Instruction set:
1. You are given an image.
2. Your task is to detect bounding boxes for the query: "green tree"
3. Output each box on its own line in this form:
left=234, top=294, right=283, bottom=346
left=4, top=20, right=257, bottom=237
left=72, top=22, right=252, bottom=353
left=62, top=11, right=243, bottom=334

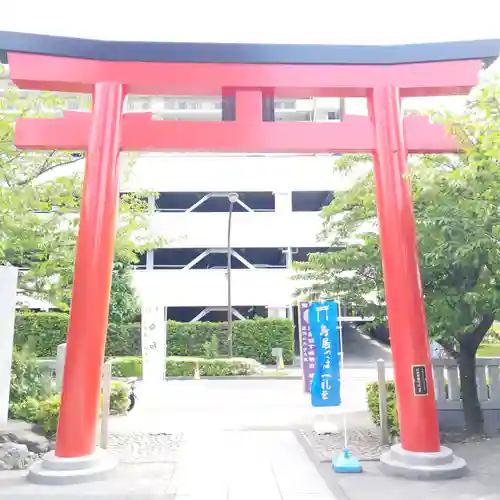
left=0, top=77, right=158, bottom=309
left=295, top=77, right=500, bottom=435
left=108, top=258, right=140, bottom=326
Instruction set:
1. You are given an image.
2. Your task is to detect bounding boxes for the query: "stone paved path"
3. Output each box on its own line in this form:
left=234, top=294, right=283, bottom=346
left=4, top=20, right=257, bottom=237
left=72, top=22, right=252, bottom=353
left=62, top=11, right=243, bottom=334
left=170, top=430, right=336, bottom=499
left=0, top=430, right=338, bottom=499
left=108, top=432, right=183, bottom=463
left=0, top=461, right=177, bottom=498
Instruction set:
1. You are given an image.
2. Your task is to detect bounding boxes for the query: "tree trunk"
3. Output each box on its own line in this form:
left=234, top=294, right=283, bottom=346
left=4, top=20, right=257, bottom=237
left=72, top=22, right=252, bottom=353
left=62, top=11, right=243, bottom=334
left=458, top=345, right=483, bottom=435
left=458, top=314, right=494, bottom=435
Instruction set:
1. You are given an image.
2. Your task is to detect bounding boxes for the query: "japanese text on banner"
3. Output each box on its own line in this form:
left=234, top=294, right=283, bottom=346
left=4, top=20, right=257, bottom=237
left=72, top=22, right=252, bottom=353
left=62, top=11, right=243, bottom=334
left=309, top=301, right=341, bottom=407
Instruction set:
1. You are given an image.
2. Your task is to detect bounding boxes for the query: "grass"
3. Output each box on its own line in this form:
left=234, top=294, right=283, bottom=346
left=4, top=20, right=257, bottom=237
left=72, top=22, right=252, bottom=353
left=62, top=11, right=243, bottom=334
left=477, top=343, right=500, bottom=357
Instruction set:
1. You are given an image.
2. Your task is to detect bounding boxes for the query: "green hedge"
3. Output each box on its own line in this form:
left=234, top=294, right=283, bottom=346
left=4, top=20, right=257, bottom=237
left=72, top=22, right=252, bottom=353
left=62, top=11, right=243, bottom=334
left=15, top=313, right=294, bottom=365
left=366, top=381, right=400, bottom=437
left=111, top=356, right=262, bottom=378
left=15, top=313, right=69, bottom=358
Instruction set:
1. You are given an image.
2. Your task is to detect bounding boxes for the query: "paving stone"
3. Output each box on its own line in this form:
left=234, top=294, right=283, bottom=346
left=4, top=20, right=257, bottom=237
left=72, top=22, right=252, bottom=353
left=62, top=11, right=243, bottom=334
left=108, top=432, right=183, bottom=463
left=170, top=431, right=337, bottom=499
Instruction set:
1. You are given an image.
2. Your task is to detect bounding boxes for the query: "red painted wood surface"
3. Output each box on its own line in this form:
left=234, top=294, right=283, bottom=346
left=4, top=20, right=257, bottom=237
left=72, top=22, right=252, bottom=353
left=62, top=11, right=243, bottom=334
left=54, top=83, right=124, bottom=458
left=8, top=52, right=482, bottom=97
left=370, top=86, right=441, bottom=452
left=15, top=112, right=457, bottom=154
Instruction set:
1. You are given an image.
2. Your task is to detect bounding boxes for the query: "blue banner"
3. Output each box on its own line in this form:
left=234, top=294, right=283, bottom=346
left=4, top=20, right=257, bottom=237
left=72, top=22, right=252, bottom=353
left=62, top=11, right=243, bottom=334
left=309, top=301, right=341, bottom=407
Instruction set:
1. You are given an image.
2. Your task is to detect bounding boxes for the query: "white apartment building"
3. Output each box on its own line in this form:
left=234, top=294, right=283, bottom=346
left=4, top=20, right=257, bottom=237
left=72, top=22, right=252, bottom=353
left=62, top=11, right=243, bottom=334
left=120, top=96, right=368, bottom=331
left=123, top=94, right=457, bottom=327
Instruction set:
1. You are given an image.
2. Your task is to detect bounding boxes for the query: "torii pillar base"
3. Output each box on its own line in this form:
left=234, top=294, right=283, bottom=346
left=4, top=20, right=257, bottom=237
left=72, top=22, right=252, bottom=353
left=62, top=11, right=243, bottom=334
left=28, top=448, right=117, bottom=485
left=380, top=444, right=467, bottom=480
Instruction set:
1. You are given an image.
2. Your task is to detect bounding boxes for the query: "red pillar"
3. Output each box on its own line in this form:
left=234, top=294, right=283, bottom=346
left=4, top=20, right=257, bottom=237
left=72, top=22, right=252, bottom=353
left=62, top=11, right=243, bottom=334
left=55, top=82, right=124, bottom=458
left=369, top=85, right=440, bottom=453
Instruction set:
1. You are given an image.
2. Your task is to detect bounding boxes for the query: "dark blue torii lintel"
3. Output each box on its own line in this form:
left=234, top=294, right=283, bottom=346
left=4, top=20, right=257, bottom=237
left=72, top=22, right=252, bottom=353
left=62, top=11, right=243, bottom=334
left=0, top=31, right=499, bottom=66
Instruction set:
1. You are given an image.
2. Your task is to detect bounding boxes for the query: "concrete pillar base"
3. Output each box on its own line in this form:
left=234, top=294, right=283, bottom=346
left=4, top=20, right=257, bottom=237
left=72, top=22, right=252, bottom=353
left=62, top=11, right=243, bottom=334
left=28, top=448, right=117, bottom=485
left=380, top=444, right=467, bottom=480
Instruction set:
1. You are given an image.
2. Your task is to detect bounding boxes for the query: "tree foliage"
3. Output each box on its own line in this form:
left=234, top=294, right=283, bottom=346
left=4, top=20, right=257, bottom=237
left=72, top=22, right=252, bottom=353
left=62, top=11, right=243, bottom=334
left=0, top=77, right=158, bottom=309
left=108, top=259, right=140, bottom=326
left=295, top=76, right=500, bottom=434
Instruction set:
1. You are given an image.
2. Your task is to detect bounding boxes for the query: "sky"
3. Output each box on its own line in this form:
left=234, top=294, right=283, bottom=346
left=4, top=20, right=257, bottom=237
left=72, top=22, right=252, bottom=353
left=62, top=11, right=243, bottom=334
left=1, top=0, right=499, bottom=46
left=1, top=0, right=499, bottom=113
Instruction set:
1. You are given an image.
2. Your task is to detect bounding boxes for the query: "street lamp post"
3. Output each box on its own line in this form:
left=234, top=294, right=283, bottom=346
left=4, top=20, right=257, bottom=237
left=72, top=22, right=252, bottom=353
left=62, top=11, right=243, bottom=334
left=227, top=192, right=238, bottom=357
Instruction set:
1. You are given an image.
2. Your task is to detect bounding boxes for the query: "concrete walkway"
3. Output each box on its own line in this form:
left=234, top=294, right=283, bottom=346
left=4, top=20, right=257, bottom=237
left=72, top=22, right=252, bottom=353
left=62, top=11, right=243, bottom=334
left=0, top=430, right=338, bottom=499
left=4, top=433, right=500, bottom=499
left=172, top=430, right=336, bottom=499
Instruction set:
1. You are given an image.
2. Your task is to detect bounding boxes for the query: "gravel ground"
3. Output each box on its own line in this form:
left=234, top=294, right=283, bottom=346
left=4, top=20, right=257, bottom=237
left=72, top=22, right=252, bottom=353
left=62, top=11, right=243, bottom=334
left=300, top=427, right=391, bottom=462
left=301, top=426, right=500, bottom=465
left=107, top=432, right=183, bottom=463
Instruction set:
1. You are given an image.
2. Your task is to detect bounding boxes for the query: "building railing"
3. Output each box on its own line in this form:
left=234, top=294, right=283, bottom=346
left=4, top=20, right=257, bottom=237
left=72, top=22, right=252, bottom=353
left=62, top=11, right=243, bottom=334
left=133, top=264, right=290, bottom=270
left=154, top=207, right=275, bottom=213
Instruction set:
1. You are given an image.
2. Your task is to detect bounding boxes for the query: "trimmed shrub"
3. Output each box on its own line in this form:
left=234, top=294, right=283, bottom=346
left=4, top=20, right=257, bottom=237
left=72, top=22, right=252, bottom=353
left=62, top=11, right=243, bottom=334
left=111, top=356, right=142, bottom=378
left=111, top=356, right=262, bottom=378
left=366, top=381, right=400, bottom=437
left=202, top=334, right=219, bottom=359
left=37, top=395, right=61, bottom=435
left=165, top=318, right=294, bottom=364
left=109, top=381, right=130, bottom=415
left=105, top=323, right=142, bottom=357
left=15, top=313, right=294, bottom=364
left=15, top=313, right=69, bottom=358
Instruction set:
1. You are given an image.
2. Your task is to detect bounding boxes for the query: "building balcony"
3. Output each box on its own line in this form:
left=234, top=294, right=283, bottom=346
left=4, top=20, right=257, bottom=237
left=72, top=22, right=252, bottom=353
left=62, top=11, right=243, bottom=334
left=132, top=268, right=309, bottom=307
left=149, top=211, right=327, bottom=248
left=120, top=154, right=367, bottom=193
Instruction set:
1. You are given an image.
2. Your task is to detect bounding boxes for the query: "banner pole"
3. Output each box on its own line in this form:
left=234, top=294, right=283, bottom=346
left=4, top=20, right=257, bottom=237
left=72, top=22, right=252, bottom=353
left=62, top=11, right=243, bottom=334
left=298, top=301, right=306, bottom=393
left=337, top=301, right=348, bottom=451
left=333, top=300, right=362, bottom=473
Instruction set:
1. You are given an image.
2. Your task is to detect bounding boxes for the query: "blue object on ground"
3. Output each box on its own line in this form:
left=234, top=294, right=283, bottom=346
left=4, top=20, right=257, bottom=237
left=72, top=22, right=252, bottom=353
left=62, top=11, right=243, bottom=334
left=333, top=448, right=363, bottom=473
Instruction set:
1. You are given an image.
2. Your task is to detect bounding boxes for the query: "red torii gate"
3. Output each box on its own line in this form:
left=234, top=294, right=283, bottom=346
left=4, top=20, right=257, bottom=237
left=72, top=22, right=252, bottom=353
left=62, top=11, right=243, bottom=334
left=3, top=34, right=499, bottom=481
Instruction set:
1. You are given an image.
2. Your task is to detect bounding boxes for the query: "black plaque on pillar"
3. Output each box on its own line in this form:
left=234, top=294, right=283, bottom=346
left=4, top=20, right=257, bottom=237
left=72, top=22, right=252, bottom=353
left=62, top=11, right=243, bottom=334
left=412, top=365, right=429, bottom=396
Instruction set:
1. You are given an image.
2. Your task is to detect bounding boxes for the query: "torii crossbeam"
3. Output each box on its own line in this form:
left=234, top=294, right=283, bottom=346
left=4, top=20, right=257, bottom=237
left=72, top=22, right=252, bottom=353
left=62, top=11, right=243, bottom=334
left=2, top=32, right=499, bottom=482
